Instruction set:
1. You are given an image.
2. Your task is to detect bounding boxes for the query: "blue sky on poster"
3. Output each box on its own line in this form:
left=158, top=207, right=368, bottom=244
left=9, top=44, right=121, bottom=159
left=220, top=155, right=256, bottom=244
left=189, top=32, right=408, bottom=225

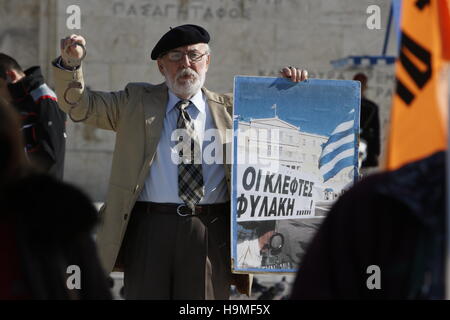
left=233, top=77, right=361, bottom=137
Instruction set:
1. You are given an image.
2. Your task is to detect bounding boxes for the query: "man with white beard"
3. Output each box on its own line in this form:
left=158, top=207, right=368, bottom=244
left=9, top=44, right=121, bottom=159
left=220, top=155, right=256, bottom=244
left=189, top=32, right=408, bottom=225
left=52, top=24, right=307, bottom=299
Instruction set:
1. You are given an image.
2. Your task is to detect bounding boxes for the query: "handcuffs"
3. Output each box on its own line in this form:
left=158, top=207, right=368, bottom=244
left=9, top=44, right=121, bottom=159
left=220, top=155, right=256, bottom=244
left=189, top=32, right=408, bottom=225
left=62, top=42, right=88, bottom=122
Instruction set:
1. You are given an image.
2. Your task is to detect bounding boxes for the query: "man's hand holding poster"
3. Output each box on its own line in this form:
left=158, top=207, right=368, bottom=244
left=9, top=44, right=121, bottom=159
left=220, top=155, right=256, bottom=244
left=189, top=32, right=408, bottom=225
left=231, top=76, right=360, bottom=273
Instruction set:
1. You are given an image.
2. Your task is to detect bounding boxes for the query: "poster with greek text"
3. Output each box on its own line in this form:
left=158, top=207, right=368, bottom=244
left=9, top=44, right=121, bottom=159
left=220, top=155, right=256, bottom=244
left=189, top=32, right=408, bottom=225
left=231, top=76, right=361, bottom=273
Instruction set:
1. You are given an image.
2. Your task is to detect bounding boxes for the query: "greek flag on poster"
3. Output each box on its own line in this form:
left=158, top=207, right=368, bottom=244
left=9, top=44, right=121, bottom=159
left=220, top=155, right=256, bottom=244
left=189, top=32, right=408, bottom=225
left=319, top=109, right=356, bottom=182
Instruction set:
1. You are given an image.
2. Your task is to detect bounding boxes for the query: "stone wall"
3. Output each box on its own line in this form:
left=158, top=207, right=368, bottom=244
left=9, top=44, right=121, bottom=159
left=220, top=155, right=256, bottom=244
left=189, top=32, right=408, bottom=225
left=0, top=0, right=396, bottom=200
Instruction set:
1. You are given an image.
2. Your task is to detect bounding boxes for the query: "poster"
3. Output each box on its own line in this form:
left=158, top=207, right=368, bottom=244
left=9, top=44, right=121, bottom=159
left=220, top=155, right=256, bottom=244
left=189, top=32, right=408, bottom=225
left=231, top=76, right=361, bottom=273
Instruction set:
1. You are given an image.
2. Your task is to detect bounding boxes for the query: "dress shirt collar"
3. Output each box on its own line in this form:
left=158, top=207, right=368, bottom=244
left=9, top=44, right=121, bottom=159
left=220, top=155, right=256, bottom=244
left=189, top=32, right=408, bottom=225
left=167, top=88, right=205, bottom=115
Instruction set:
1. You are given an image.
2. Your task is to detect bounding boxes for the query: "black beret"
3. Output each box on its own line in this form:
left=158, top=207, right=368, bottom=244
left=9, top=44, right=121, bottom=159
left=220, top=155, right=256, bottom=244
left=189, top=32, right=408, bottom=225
left=151, top=24, right=210, bottom=60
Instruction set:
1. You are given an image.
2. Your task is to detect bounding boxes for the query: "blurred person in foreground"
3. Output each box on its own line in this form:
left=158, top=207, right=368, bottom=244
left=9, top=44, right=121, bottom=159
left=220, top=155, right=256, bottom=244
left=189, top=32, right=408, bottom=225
left=0, top=53, right=66, bottom=179
left=52, top=24, right=308, bottom=299
left=0, top=98, right=112, bottom=299
left=353, top=73, right=380, bottom=173
left=290, top=151, right=445, bottom=299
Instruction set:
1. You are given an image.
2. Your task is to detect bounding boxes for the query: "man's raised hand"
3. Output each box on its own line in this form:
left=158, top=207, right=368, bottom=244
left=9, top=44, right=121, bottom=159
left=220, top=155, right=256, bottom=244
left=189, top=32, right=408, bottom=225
left=60, top=34, right=86, bottom=68
left=279, top=66, right=308, bottom=82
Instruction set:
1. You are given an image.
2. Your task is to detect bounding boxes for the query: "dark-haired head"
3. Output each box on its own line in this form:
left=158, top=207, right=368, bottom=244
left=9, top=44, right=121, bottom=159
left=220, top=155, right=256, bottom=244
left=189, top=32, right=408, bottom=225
left=353, top=72, right=368, bottom=93
left=0, top=53, right=23, bottom=80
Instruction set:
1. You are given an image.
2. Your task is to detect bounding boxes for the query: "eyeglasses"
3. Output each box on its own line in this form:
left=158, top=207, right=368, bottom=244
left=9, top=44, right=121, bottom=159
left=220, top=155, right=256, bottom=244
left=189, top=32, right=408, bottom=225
left=164, top=50, right=208, bottom=63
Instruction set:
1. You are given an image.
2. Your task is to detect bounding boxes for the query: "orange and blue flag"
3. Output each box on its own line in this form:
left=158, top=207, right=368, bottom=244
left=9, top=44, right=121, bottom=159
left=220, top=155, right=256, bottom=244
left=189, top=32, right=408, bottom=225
left=385, top=0, right=450, bottom=169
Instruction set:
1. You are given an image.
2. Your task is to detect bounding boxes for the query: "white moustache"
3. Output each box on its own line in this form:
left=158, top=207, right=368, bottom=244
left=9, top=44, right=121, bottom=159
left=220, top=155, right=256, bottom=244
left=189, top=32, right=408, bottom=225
left=176, top=69, right=199, bottom=81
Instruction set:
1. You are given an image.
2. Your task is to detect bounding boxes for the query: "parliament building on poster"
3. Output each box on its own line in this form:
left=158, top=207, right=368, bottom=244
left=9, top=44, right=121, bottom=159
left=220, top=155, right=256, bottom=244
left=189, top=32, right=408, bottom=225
left=237, top=116, right=354, bottom=201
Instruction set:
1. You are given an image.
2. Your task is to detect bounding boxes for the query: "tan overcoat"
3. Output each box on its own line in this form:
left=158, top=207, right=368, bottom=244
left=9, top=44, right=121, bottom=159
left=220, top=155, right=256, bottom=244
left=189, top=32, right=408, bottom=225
left=52, top=64, right=251, bottom=295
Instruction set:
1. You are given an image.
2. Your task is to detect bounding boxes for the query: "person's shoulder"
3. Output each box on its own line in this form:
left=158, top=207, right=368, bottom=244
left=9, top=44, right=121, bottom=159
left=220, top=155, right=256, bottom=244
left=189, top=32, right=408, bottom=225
left=29, top=83, right=58, bottom=105
left=123, top=82, right=167, bottom=102
left=125, top=82, right=165, bottom=92
left=361, top=97, right=379, bottom=109
left=317, top=172, right=394, bottom=233
left=223, top=92, right=233, bottom=105
left=337, top=152, right=445, bottom=214
left=202, top=88, right=233, bottom=108
left=4, top=173, right=98, bottom=237
left=23, top=67, right=57, bottom=104
left=338, top=172, right=390, bottom=205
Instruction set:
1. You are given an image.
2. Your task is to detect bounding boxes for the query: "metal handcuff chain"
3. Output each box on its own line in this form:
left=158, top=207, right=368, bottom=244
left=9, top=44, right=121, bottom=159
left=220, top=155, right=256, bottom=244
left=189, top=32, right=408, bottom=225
left=62, top=42, right=88, bottom=123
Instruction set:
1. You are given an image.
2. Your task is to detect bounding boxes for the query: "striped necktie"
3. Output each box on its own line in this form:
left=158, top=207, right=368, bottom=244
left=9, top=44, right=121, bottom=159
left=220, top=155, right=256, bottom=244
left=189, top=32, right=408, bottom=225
left=175, top=100, right=204, bottom=209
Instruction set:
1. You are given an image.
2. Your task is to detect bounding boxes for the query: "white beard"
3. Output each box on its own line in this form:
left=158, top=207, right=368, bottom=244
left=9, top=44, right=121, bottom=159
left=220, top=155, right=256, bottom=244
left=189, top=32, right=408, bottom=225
left=165, top=68, right=205, bottom=98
